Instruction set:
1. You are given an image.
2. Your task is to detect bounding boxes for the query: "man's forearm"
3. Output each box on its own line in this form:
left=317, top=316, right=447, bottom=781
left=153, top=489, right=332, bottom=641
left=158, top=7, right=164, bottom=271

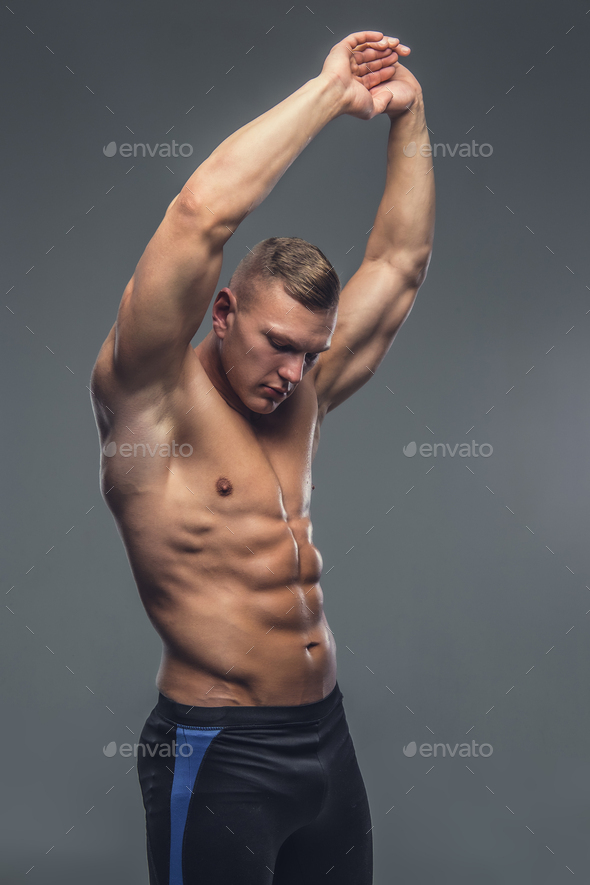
left=181, top=75, right=343, bottom=234
left=365, top=96, right=435, bottom=277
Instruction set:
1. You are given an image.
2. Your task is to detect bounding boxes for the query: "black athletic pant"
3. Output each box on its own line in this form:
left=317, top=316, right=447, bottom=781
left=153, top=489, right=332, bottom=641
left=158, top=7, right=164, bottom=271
left=137, top=681, right=373, bottom=884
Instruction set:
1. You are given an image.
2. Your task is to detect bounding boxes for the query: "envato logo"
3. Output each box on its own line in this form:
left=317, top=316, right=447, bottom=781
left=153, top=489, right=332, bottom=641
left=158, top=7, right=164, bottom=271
left=103, top=740, right=193, bottom=758
left=103, top=140, right=194, bottom=158
left=403, top=140, right=493, bottom=158
left=102, top=441, right=193, bottom=458
left=403, top=440, right=493, bottom=458
left=403, top=740, right=493, bottom=758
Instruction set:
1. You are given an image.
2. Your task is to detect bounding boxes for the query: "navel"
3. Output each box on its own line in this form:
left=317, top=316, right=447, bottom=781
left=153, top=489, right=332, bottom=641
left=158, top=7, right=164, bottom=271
left=215, top=476, right=233, bottom=496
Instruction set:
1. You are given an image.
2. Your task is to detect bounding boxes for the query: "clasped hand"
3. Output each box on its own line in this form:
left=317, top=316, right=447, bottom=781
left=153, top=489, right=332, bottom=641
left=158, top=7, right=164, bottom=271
left=320, top=30, right=422, bottom=120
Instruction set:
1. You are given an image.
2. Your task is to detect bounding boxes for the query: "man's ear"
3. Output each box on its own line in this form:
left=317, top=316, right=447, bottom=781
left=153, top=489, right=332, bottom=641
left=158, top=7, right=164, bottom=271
left=212, top=287, right=236, bottom=338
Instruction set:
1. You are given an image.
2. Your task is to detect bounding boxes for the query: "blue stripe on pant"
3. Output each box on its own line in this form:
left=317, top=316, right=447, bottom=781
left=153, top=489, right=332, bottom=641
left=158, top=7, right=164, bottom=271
left=169, top=726, right=223, bottom=885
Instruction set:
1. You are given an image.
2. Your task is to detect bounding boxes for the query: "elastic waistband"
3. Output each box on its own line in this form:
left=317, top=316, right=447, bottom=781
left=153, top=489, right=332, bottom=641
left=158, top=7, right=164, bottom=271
left=156, top=681, right=343, bottom=727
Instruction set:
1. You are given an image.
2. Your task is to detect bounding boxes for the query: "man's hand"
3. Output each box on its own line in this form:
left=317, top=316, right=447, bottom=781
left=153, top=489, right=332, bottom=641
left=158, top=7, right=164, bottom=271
left=369, top=55, right=423, bottom=120
left=319, top=30, right=412, bottom=120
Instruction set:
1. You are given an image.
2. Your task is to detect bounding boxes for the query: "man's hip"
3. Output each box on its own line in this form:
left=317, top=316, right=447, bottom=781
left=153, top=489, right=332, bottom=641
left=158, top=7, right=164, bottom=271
left=137, top=681, right=373, bottom=884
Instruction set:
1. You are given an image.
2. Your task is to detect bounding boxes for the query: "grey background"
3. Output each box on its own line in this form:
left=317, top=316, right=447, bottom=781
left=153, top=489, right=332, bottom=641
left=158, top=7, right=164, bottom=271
left=1, top=0, right=589, bottom=881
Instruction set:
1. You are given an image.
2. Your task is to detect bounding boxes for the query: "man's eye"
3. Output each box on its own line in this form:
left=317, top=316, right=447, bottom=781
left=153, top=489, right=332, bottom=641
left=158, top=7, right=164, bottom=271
left=270, top=339, right=317, bottom=361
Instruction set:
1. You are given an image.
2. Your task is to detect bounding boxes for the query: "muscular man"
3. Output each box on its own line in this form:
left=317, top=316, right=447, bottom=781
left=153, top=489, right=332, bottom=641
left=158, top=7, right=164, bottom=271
left=91, top=29, right=434, bottom=885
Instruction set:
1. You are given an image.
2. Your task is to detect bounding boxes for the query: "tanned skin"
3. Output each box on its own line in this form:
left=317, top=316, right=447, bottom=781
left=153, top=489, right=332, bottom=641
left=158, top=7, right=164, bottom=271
left=90, top=30, right=435, bottom=706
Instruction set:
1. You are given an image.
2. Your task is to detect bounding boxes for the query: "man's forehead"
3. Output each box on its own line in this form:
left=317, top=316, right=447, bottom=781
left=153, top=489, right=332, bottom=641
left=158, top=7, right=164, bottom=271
left=266, top=324, right=334, bottom=348
left=252, top=283, right=336, bottom=340
left=263, top=311, right=336, bottom=343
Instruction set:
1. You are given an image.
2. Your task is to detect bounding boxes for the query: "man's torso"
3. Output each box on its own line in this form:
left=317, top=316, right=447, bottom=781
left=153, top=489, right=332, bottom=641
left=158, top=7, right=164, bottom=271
left=91, top=327, right=336, bottom=706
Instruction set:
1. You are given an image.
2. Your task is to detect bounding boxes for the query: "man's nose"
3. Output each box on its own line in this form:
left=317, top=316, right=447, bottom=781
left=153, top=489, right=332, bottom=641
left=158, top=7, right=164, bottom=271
left=278, top=354, right=305, bottom=384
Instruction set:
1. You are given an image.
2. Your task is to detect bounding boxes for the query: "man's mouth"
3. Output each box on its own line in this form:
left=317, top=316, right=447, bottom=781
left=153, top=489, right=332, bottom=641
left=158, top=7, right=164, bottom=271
left=263, top=385, right=289, bottom=397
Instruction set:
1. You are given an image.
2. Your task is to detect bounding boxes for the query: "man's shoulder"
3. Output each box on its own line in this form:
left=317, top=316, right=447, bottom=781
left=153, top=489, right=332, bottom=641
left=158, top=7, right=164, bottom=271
left=90, top=330, right=207, bottom=432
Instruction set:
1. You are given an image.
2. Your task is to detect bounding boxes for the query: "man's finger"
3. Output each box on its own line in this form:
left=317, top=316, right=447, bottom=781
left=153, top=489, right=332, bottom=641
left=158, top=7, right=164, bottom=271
left=353, top=48, right=398, bottom=67
left=370, top=86, right=396, bottom=115
left=344, top=30, right=384, bottom=50
left=353, top=36, right=399, bottom=51
left=355, top=54, right=398, bottom=76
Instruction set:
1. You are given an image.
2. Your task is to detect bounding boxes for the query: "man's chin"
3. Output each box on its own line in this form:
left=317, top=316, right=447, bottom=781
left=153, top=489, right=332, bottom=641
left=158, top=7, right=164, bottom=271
left=254, top=388, right=285, bottom=412
left=240, top=393, right=275, bottom=415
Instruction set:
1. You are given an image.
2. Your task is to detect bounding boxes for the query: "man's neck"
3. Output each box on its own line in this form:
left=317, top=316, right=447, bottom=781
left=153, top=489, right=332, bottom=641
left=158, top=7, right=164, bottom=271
left=195, top=332, right=261, bottom=423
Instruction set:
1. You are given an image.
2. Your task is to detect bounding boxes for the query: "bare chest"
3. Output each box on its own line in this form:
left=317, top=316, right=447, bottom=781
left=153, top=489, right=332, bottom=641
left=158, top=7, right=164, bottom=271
left=100, top=367, right=320, bottom=525
left=193, top=378, right=318, bottom=524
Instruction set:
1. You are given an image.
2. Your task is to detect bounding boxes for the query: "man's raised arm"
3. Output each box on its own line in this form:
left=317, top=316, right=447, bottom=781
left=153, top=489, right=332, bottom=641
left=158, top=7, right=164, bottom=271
left=98, top=31, right=403, bottom=394
left=312, top=57, right=436, bottom=413
left=363, top=83, right=434, bottom=272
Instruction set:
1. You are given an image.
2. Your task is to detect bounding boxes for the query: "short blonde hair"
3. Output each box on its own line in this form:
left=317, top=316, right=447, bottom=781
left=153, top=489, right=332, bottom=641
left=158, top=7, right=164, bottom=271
left=228, top=237, right=340, bottom=312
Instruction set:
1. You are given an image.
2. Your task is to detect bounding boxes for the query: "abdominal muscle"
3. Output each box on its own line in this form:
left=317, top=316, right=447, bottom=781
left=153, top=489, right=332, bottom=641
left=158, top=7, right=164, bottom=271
left=155, top=585, right=337, bottom=707
left=115, top=485, right=337, bottom=707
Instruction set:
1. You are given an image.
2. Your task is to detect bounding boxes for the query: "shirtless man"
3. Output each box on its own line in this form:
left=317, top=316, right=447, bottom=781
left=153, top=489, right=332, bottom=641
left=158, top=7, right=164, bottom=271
left=91, top=29, right=433, bottom=885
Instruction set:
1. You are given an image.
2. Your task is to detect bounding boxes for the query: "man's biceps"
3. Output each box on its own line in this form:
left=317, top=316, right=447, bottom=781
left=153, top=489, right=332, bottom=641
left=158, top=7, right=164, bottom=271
left=133, top=229, right=216, bottom=298
left=112, top=274, right=205, bottom=381
left=128, top=225, right=222, bottom=318
left=319, top=328, right=400, bottom=411
left=314, top=348, right=367, bottom=410
left=135, top=193, right=221, bottom=282
left=112, top=319, right=193, bottom=390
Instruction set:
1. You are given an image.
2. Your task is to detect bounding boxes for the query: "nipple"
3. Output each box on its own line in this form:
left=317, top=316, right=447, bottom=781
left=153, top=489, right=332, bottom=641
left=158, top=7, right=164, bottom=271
left=216, top=476, right=233, bottom=496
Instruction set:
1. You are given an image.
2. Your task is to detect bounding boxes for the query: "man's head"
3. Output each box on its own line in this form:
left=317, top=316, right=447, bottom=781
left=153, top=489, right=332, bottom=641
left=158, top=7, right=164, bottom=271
left=211, top=237, right=340, bottom=414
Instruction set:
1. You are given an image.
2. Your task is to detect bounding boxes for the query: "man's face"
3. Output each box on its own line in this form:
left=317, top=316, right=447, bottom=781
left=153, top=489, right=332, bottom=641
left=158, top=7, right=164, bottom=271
left=212, top=282, right=337, bottom=414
